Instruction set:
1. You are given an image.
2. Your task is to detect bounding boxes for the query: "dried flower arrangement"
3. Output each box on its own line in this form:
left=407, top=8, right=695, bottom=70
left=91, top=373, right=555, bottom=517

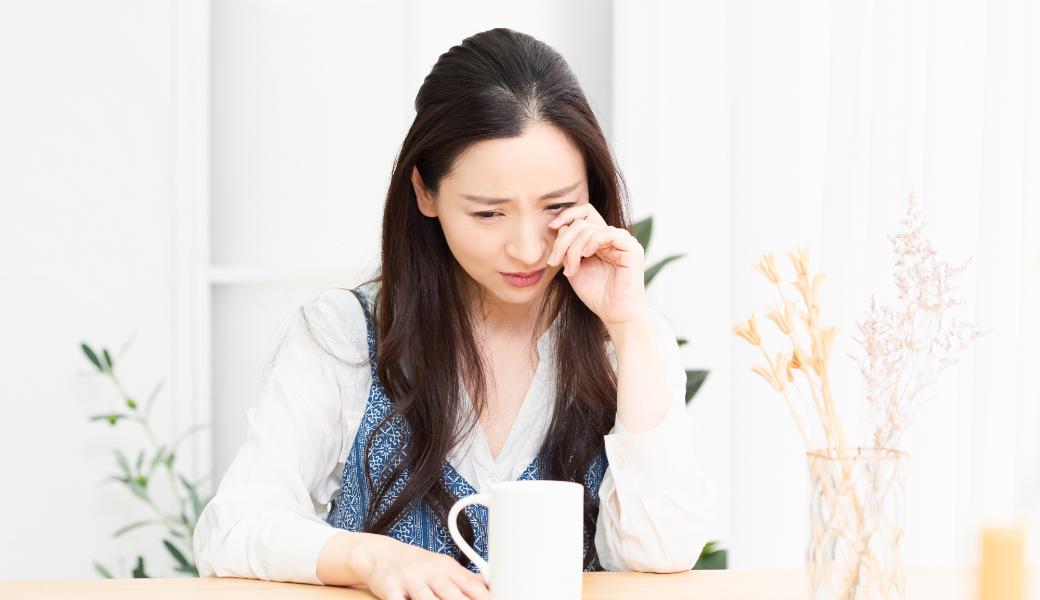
left=732, top=192, right=988, bottom=598
left=732, top=192, right=986, bottom=453
left=852, top=192, right=988, bottom=450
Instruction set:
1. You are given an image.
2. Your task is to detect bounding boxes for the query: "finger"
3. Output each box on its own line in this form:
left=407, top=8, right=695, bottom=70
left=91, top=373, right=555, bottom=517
left=584, top=226, right=643, bottom=268
left=406, top=582, right=439, bottom=600
left=583, top=225, right=636, bottom=257
left=428, top=576, right=469, bottom=600
left=563, top=225, right=602, bottom=276
left=549, top=219, right=602, bottom=267
left=548, top=203, right=606, bottom=230
left=447, top=569, right=492, bottom=600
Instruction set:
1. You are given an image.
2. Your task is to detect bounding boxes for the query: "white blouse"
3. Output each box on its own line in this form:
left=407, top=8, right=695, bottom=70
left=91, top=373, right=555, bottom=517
left=193, top=286, right=714, bottom=585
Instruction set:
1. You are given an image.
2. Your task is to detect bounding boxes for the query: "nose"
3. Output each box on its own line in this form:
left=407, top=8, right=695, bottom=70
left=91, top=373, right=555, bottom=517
left=504, top=213, right=547, bottom=267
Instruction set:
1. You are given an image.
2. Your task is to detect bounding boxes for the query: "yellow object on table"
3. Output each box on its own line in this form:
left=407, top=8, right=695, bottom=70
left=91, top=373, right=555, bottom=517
left=0, top=567, right=987, bottom=599
left=982, top=526, right=1025, bottom=600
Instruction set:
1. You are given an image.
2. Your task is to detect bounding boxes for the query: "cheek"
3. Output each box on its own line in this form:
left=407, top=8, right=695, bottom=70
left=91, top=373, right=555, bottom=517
left=438, top=215, right=501, bottom=267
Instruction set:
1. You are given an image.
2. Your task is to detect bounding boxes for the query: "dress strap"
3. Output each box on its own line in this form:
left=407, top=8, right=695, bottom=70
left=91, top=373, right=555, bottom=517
left=347, top=288, right=377, bottom=371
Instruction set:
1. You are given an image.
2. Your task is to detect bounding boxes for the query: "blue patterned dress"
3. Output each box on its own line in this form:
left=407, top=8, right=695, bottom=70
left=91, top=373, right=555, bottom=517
left=325, top=289, right=609, bottom=571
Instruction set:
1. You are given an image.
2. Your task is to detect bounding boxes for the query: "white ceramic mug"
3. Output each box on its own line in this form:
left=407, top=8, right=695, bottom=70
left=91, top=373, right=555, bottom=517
left=447, top=480, right=584, bottom=600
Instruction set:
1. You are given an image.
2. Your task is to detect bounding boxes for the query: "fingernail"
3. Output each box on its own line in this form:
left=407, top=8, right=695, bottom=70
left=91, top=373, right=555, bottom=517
left=581, top=244, right=589, bottom=257
left=548, top=252, right=555, bottom=265
left=562, top=263, right=569, bottom=276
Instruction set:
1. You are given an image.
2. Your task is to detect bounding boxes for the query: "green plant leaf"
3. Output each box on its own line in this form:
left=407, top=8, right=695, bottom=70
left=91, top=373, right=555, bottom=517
left=113, top=450, right=131, bottom=478
left=631, top=216, right=653, bottom=252
left=131, top=555, right=150, bottom=578
left=112, top=519, right=161, bottom=538
left=164, top=540, right=191, bottom=569
left=135, top=450, right=145, bottom=475
left=685, top=370, right=709, bottom=403
left=102, top=348, right=114, bottom=370
left=692, top=546, right=727, bottom=570
left=126, top=398, right=137, bottom=409
left=90, top=414, right=129, bottom=426
left=148, top=445, right=166, bottom=478
left=144, top=379, right=166, bottom=418
left=93, top=562, right=114, bottom=579
left=196, top=494, right=213, bottom=522
left=676, top=338, right=688, bottom=347
left=174, top=563, right=200, bottom=576
left=126, top=479, right=149, bottom=502
left=81, top=343, right=103, bottom=371
left=179, top=475, right=203, bottom=520
left=644, top=254, right=685, bottom=286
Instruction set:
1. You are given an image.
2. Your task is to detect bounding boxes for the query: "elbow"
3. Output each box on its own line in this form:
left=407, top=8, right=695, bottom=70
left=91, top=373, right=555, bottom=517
left=621, top=512, right=713, bottom=573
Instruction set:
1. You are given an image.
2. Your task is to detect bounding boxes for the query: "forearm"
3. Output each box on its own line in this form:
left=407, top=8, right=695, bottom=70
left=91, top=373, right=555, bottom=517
left=605, top=316, right=673, bottom=435
left=316, top=531, right=382, bottom=586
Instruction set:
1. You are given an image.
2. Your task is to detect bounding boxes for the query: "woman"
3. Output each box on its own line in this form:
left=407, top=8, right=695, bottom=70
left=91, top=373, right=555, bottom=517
left=194, top=28, right=712, bottom=600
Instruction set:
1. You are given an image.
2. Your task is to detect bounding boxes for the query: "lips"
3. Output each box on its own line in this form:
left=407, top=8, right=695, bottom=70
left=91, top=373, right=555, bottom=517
left=500, top=268, right=545, bottom=288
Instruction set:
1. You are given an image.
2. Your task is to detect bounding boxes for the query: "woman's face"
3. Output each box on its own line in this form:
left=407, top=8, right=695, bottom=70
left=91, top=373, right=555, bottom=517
left=412, top=122, right=588, bottom=307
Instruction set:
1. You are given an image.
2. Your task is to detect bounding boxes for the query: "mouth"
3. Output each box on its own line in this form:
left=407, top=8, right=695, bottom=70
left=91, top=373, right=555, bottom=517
left=500, top=268, right=545, bottom=288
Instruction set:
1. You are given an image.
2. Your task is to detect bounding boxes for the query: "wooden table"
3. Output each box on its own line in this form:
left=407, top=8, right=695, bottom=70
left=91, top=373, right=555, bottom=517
left=0, top=567, right=1001, bottom=599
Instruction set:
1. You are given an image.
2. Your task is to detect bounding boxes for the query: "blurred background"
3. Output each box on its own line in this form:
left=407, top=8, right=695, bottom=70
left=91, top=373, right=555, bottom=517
left=1, top=0, right=1038, bottom=580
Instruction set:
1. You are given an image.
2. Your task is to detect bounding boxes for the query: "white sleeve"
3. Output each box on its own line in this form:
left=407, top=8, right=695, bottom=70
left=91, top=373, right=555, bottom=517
left=594, top=308, right=715, bottom=573
left=193, top=288, right=372, bottom=584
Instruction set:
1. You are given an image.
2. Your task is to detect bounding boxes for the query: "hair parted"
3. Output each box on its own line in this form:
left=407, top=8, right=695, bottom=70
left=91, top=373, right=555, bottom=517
left=365, top=28, right=629, bottom=570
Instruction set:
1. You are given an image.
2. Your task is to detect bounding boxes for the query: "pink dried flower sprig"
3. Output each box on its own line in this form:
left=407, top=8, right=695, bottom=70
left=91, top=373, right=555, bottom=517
left=852, top=192, right=988, bottom=449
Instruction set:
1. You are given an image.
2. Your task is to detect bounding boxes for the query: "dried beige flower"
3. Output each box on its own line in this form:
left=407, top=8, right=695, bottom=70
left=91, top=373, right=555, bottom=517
left=734, top=244, right=847, bottom=455
left=752, top=364, right=783, bottom=391
left=766, top=300, right=797, bottom=335
left=786, top=246, right=812, bottom=277
left=732, top=315, right=762, bottom=346
left=752, top=251, right=781, bottom=284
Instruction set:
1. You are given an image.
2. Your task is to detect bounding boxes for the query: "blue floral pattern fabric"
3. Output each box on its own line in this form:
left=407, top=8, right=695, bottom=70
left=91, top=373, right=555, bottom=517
left=326, top=289, right=608, bottom=571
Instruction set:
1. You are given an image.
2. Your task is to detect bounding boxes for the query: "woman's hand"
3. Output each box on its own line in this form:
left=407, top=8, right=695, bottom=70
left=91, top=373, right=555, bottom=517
left=547, top=204, right=648, bottom=326
left=317, top=532, right=493, bottom=600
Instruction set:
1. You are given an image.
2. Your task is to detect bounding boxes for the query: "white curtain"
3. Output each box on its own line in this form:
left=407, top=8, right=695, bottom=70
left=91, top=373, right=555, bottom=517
left=614, top=0, right=1040, bottom=568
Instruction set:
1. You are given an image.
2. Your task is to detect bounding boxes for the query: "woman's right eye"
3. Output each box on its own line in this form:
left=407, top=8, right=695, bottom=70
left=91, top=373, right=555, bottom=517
left=473, top=212, right=501, bottom=219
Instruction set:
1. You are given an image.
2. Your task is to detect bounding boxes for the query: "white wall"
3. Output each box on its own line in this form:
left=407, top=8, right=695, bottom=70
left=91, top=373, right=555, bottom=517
left=0, top=1, right=183, bottom=579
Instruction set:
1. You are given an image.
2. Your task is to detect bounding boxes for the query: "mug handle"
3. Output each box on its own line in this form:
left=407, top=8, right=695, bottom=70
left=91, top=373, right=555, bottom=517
left=447, top=493, right=491, bottom=585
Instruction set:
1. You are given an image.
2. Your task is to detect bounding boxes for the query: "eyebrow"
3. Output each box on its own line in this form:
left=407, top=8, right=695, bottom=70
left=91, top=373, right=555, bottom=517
left=462, top=181, right=582, bottom=205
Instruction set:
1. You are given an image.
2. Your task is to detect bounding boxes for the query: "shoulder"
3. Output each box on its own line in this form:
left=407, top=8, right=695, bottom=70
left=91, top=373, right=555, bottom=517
left=276, top=285, right=378, bottom=369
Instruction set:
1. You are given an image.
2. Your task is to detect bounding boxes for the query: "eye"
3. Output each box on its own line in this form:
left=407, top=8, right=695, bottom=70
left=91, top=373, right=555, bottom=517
left=472, top=211, right=502, bottom=220
left=546, top=203, right=575, bottom=213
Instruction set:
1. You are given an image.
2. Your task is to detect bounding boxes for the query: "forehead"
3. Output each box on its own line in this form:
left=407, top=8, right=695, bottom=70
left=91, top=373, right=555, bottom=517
left=441, top=122, right=586, bottom=196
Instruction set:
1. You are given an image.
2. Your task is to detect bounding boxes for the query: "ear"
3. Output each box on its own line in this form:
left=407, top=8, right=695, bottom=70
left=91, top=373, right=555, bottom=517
left=412, top=166, right=438, bottom=218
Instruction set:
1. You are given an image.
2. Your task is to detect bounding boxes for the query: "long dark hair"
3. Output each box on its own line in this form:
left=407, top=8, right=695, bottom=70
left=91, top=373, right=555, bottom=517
left=368, top=28, right=628, bottom=570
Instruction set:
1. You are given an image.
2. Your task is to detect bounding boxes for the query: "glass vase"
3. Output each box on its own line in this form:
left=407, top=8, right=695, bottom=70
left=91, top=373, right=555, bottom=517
left=807, top=447, right=909, bottom=600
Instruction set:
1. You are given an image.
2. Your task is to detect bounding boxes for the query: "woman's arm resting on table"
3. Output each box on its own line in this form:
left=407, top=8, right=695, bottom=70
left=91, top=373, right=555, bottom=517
left=594, top=309, right=715, bottom=573
left=317, top=532, right=491, bottom=600
left=193, top=291, right=368, bottom=584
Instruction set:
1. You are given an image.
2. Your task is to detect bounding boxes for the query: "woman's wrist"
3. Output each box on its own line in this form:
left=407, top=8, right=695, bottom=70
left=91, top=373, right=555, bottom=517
left=316, top=531, right=380, bottom=587
left=604, top=311, right=655, bottom=346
